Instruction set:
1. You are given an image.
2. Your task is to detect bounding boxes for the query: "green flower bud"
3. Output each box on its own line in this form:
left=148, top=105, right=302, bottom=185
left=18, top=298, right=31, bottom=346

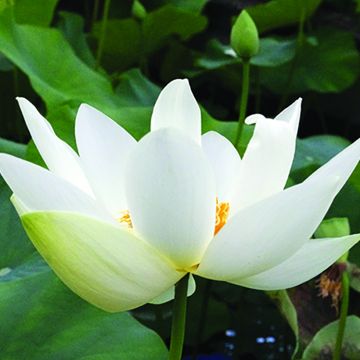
left=132, top=0, right=147, bottom=20
left=230, top=10, right=259, bottom=59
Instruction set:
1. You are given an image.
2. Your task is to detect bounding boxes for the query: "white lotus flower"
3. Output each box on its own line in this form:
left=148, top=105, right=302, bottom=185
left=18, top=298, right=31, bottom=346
left=0, top=79, right=359, bottom=312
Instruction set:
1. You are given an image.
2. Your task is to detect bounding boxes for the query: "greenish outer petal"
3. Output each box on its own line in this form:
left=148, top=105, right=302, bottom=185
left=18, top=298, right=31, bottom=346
left=21, top=211, right=182, bottom=313
left=149, top=274, right=196, bottom=305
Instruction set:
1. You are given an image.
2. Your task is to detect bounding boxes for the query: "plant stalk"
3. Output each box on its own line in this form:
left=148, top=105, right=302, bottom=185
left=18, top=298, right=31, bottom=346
left=235, top=59, right=250, bottom=148
left=95, top=0, right=111, bottom=69
left=91, top=0, right=100, bottom=30
left=333, top=270, right=350, bottom=360
left=169, top=274, right=189, bottom=360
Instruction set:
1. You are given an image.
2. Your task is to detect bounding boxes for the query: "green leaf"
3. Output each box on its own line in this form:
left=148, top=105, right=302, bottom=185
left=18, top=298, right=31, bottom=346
left=0, top=52, right=13, bottom=71
left=142, top=5, right=207, bottom=55
left=348, top=262, right=360, bottom=293
left=261, top=30, right=360, bottom=93
left=0, top=139, right=34, bottom=269
left=195, top=38, right=296, bottom=72
left=315, top=218, right=351, bottom=239
left=0, top=9, right=152, bottom=143
left=0, top=9, right=117, bottom=109
left=58, top=11, right=96, bottom=67
left=355, top=0, right=360, bottom=12
left=116, top=69, right=161, bottom=107
left=292, top=135, right=350, bottom=177
left=0, top=179, right=34, bottom=269
left=0, top=8, right=237, bottom=160
left=167, top=0, right=208, bottom=13
left=0, top=137, right=26, bottom=158
left=13, top=0, right=59, bottom=26
left=91, top=5, right=206, bottom=71
left=0, top=258, right=168, bottom=359
left=302, top=316, right=360, bottom=359
left=247, top=0, right=322, bottom=33
left=92, top=18, right=142, bottom=72
left=252, top=37, right=296, bottom=67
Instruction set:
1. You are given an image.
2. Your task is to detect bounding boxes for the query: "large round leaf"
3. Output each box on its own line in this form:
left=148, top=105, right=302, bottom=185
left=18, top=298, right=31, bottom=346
left=261, top=30, right=360, bottom=94
left=0, top=257, right=168, bottom=360
left=303, top=316, right=360, bottom=359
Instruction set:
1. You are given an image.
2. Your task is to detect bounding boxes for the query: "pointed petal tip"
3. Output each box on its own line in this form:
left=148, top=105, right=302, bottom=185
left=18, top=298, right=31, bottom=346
left=16, top=96, right=34, bottom=111
left=15, top=96, right=25, bottom=103
left=78, top=103, right=96, bottom=112
left=76, top=103, right=98, bottom=120
left=170, top=78, right=189, bottom=84
left=151, top=78, right=201, bottom=143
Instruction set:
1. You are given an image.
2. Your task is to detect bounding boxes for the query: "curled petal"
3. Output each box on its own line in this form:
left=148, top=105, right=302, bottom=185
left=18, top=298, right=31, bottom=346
left=232, top=99, right=301, bottom=213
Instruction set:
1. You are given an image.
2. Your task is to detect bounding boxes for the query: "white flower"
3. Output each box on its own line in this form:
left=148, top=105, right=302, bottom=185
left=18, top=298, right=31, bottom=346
left=0, top=79, right=359, bottom=312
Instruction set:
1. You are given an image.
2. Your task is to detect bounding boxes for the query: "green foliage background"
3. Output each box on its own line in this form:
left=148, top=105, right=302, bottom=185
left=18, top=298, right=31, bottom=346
left=0, top=0, right=360, bottom=358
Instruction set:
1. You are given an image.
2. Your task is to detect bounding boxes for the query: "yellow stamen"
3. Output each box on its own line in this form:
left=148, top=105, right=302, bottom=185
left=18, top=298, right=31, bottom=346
left=117, top=199, right=230, bottom=236
left=118, top=210, right=132, bottom=228
left=214, top=198, right=230, bottom=235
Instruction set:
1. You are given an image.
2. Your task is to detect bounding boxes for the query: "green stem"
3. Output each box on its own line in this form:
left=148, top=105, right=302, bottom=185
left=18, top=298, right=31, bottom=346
left=333, top=270, right=350, bottom=360
left=169, top=274, right=189, bottom=360
left=91, top=0, right=100, bottom=30
left=95, top=0, right=111, bottom=69
left=192, top=280, right=212, bottom=359
left=13, top=67, right=23, bottom=142
left=254, top=66, right=261, bottom=113
left=235, top=59, right=250, bottom=148
left=278, top=5, right=306, bottom=111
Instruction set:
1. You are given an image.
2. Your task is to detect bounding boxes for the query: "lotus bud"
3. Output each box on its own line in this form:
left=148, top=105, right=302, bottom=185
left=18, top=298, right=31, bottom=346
left=230, top=10, right=259, bottom=59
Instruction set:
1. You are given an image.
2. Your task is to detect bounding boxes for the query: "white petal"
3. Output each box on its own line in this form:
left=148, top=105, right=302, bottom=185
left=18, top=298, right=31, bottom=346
left=17, top=98, right=91, bottom=193
left=126, top=128, right=216, bottom=269
left=22, top=211, right=181, bottom=312
left=201, top=131, right=241, bottom=202
left=306, top=138, right=360, bottom=192
left=231, top=234, right=360, bottom=290
left=75, top=104, right=137, bottom=216
left=274, top=98, right=302, bottom=133
left=196, top=176, right=341, bottom=280
left=232, top=99, right=301, bottom=213
left=0, top=154, right=112, bottom=222
left=150, top=79, right=201, bottom=144
left=10, top=194, right=29, bottom=216
left=149, top=274, right=196, bottom=304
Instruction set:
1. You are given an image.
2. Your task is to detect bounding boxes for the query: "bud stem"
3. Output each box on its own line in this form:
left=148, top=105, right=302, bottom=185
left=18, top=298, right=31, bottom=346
left=333, top=270, right=350, bottom=360
left=95, top=0, right=111, bottom=69
left=169, top=273, right=189, bottom=360
left=235, top=59, right=250, bottom=148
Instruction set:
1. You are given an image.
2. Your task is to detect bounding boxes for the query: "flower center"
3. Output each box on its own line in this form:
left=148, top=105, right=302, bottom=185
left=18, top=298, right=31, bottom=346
left=214, top=198, right=230, bottom=235
left=118, top=210, right=132, bottom=228
left=117, top=199, right=230, bottom=235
